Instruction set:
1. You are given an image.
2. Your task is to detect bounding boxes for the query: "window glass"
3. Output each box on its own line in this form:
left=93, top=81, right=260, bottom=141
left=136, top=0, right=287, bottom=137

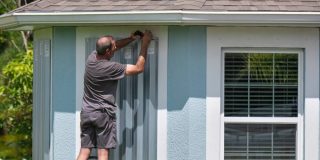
left=225, top=124, right=296, bottom=160
left=224, top=53, right=298, bottom=117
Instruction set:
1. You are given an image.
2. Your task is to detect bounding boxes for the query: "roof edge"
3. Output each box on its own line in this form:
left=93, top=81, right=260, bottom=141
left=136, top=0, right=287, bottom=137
left=12, top=11, right=320, bottom=15
left=1, top=11, right=320, bottom=30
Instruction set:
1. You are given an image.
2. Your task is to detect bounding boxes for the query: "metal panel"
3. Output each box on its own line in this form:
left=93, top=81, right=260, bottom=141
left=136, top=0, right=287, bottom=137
left=85, top=37, right=158, bottom=160
left=33, top=39, right=51, bottom=160
left=85, top=37, right=98, bottom=59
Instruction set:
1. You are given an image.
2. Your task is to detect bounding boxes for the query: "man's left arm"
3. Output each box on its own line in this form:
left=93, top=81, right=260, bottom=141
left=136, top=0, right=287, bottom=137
left=114, top=36, right=135, bottom=51
left=114, top=30, right=144, bottom=51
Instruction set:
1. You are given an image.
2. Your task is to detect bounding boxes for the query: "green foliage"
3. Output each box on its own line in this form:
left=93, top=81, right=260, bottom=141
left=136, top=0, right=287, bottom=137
left=238, top=53, right=298, bottom=84
left=0, top=0, right=32, bottom=69
left=0, top=31, right=25, bottom=70
left=0, top=1, right=35, bottom=159
left=247, top=53, right=274, bottom=83
left=0, top=105, right=32, bottom=160
left=0, top=50, right=33, bottom=160
left=0, top=31, right=9, bottom=51
left=0, top=0, right=16, bottom=14
left=0, top=50, right=33, bottom=106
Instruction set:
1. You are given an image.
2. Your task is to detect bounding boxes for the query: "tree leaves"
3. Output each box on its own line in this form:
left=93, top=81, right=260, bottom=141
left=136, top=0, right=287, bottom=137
left=0, top=1, right=35, bottom=159
left=0, top=50, right=33, bottom=159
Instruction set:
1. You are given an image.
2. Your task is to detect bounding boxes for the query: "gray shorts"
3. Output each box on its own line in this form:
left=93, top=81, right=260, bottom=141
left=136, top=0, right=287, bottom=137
left=80, top=110, right=117, bottom=149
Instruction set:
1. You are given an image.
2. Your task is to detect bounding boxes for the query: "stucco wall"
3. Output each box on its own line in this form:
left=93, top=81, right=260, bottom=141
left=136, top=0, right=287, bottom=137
left=167, top=26, right=207, bottom=160
left=52, top=27, right=77, bottom=159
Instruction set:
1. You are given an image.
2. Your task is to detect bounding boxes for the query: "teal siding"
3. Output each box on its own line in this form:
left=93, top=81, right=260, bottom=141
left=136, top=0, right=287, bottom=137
left=167, top=26, right=207, bottom=160
left=52, top=27, right=76, bottom=159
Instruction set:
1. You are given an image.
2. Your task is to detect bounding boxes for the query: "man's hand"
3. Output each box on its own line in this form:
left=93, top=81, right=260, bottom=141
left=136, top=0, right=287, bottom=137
left=131, top=30, right=144, bottom=40
left=125, top=30, right=153, bottom=76
left=142, top=30, right=152, bottom=45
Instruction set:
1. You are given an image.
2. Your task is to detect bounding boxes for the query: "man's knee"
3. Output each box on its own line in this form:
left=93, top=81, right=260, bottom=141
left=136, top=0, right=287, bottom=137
left=98, top=148, right=109, bottom=160
left=77, top=148, right=91, bottom=160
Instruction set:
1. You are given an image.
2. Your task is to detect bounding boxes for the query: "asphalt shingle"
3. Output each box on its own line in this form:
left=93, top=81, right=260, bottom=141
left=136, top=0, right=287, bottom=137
left=11, top=0, right=320, bottom=13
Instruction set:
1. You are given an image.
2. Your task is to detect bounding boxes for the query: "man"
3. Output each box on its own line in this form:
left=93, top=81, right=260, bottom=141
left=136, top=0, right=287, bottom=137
left=77, top=30, right=153, bottom=160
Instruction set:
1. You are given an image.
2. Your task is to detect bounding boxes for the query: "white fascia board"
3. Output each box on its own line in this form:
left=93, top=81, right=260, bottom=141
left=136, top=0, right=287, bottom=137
left=0, top=14, right=19, bottom=29
left=184, top=12, right=320, bottom=24
left=1, top=11, right=320, bottom=30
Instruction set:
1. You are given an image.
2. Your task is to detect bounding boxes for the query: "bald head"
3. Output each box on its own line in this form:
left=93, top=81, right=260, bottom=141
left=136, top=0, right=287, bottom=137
left=96, top=36, right=112, bottom=55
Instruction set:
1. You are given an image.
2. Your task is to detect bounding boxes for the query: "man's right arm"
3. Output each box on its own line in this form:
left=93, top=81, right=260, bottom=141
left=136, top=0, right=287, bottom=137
left=125, top=30, right=152, bottom=76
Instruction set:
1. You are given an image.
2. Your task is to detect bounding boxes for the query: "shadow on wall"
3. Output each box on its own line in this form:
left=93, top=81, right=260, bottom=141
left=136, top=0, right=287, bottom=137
left=167, top=26, right=207, bottom=111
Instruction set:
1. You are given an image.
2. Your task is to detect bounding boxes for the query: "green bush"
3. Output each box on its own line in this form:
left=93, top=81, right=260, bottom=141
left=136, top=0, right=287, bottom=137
left=0, top=50, right=33, bottom=160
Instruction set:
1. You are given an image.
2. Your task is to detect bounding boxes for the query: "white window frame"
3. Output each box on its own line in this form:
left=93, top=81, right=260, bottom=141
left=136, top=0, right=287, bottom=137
left=220, top=48, right=304, bottom=160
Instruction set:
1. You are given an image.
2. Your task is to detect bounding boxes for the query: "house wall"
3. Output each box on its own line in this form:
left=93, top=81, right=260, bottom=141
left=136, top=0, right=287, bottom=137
left=33, top=27, right=77, bottom=160
left=34, top=25, right=320, bottom=160
left=51, top=27, right=77, bottom=159
left=167, top=26, right=207, bottom=160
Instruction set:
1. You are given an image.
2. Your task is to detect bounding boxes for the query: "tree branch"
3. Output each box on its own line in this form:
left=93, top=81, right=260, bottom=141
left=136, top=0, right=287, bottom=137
left=20, top=31, right=28, bottom=51
left=10, top=39, right=21, bottom=52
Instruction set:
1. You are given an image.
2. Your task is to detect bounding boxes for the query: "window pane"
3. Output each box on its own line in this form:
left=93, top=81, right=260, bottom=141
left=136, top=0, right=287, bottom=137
left=225, top=86, right=249, bottom=116
left=274, top=86, right=298, bottom=117
left=224, top=53, right=298, bottom=117
left=274, top=54, right=298, bottom=117
left=225, top=124, right=248, bottom=160
left=225, top=124, right=296, bottom=160
left=249, top=86, right=273, bottom=117
left=273, top=125, right=296, bottom=160
left=225, top=53, right=248, bottom=84
left=274, top=54, right=298, bottom=85
left=249, top=54, right=273, bottom=84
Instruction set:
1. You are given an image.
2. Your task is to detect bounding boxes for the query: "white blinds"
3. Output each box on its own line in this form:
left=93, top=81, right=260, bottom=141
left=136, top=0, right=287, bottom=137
left=224, top=53, right=298, bottom=117
left=225, top=124, right=296, bottom=160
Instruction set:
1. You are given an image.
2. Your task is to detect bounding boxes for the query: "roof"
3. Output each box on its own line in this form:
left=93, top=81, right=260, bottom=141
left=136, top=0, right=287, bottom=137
left=11, top=0, right=320, bottom=13
left=1, top=0, right=320, bottom=30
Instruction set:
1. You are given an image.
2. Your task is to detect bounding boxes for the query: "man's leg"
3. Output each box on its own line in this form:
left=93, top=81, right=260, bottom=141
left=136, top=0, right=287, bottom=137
left=77, top=148, right=91, bottom=160
left=98, top=149, right=109, bottom=160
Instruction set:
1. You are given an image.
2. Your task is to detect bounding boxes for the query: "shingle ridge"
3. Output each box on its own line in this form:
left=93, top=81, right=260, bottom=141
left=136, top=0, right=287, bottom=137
left=7, top=0, right=320, bottom=13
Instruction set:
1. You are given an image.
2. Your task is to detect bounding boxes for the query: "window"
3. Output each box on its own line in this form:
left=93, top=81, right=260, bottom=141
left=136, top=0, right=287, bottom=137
left=223, top=49, right=303, bottom=160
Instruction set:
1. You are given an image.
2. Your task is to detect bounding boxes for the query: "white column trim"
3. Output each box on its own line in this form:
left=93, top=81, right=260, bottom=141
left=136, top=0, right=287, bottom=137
left=156, top=26, right=168, bottom=160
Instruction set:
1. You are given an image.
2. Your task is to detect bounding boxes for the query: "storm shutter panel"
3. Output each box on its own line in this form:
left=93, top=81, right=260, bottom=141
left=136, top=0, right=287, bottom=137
left=85, top=37, right=158, bottom=160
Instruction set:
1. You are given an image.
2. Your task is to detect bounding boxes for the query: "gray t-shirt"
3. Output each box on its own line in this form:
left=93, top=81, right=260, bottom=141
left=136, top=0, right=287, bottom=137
left=82, top=51, right=126, bottom=116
